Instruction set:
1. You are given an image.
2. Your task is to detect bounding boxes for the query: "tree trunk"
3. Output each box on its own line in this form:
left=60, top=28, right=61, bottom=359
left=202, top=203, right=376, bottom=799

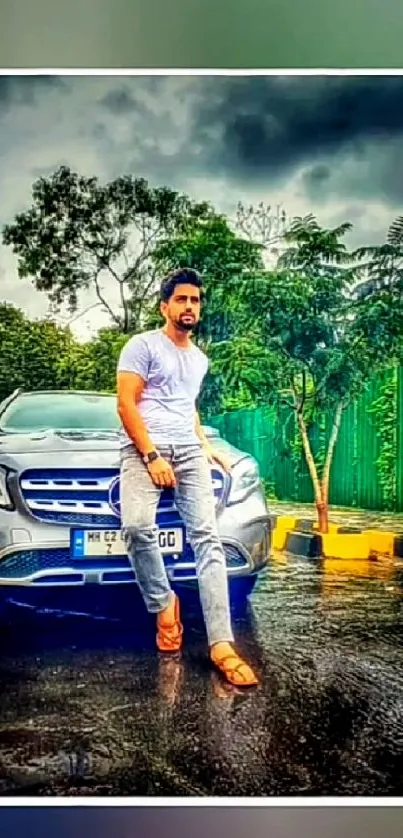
left=296, top=411, right=329, bottom=533
left=294, top=394, right=345, bottom=534
left=321, top=400, right=344, bottom=510
left=315, top=499, right=329, bottom=534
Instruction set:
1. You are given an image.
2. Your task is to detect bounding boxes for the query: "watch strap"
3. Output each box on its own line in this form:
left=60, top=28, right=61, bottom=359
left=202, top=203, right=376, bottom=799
left=143, top=450, right=159, bottom=465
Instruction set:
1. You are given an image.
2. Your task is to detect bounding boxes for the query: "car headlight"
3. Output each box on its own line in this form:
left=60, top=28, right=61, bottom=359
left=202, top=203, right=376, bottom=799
left=0, top=467, right=14, bottom=510
left=227, top=457, right=261, bottom=506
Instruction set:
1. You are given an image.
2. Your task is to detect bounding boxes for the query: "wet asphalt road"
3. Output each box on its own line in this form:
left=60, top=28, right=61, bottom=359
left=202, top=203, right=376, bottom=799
left=0, top=553, right=402, bottom=797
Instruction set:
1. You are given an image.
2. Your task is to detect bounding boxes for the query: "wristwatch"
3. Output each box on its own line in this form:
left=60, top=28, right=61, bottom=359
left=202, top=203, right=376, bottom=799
left=143, top=450, right=160, bottom=465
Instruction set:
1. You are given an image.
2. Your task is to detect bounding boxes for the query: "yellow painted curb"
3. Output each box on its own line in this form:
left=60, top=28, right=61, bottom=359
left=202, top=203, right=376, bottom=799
left=272, top=517, right=298, bottom=550
left=275, top=516, right=298, bottom=530
left=271, top=517, right=402, bottom=559
left=321, top=533, right=370, bottom=560
left=365, top=530, right=396, bottom=557
left=272, top=528, right=289, bottom=550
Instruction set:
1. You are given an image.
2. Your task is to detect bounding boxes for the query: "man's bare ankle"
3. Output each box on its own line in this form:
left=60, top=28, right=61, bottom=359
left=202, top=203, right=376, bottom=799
left=158, top=592, right=176, bottom=623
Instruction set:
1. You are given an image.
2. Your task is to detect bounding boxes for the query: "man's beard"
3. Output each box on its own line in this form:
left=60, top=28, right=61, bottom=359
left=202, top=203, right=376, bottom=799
left=175, top=314, right=197, bottom=332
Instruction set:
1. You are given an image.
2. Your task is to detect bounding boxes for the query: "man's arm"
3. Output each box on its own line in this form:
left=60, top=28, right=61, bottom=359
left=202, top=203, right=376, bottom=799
left=117, top=371, right=157, bottom=457
left=117, top=336, right=158, bottom=458
left=195, top=409, right=233, bottom=474
left=116, top=334, right=176, bottom=487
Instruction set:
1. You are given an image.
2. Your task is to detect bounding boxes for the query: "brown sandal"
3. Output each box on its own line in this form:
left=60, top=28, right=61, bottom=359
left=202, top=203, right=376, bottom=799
left=156, top=593, right=183, bottom=653
left=211, top=648, right=259, bottom=687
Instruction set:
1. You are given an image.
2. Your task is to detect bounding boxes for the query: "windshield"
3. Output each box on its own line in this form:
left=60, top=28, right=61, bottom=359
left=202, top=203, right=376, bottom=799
left=0, top=392, right=120, bottom=433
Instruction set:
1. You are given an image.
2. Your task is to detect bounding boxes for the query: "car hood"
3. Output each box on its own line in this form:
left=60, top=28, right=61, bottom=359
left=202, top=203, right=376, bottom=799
left=0, top=429, right=121, bottom=454
left=0, top=429, right=247, bottom=465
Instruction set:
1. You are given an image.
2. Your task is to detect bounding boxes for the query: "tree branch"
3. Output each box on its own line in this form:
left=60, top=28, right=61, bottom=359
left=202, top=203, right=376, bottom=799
left=291, top=382, right=322, bottom=504
left=104, top=262, right=122, bottom=285
left=279, top=396, right=296, bottom=410
left=321, top=399, right=344, bottom=505
left=301, top=369, right=307, bottom=413
left=136, top=267, right=160, bottom=311
left=119, top=280, right=129, bottom=332
left=100, top=258, right=130, bottom=332
left=93, top=273, right=121, bottom=327
left=125, top=225, right=161, bottom=286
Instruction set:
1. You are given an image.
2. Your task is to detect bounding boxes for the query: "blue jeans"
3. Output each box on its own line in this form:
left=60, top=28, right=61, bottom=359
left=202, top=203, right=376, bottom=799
left=120, top=443, right=234, bottom=647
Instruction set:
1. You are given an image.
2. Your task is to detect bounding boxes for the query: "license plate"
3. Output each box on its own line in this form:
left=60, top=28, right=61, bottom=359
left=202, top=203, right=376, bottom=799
left=71, top=528, right=183, bottom=558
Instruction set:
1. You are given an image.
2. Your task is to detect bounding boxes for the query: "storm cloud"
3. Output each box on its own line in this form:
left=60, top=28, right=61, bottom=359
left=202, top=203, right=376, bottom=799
left=0, top=75, right=66, bottom=110
left=0, top=74, right=402, bottom=332
left=88, top=74, right=403, bottom=207
left=2, top=74, right=403, bottom=203
left=187, top=76, right=403, bottom=199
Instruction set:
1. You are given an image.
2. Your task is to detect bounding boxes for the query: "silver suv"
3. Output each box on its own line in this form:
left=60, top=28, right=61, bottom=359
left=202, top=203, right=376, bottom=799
left=0, top=390, right=270, bottom=619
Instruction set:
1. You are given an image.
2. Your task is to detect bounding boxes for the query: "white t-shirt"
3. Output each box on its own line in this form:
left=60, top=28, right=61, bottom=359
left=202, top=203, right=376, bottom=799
left=117, top=328, right=209, bottom=448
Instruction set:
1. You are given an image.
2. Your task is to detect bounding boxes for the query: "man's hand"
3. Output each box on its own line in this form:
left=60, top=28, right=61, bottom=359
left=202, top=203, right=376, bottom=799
left=147, top=456, right=176, bottom=488
left=203, top=444, right=232, bottom=474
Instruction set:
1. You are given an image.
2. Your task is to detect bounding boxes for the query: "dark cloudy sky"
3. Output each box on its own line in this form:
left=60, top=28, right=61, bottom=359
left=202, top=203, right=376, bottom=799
left=1, top=807, right=402, bottom=837
left=0, top=73, right=402, bottom=337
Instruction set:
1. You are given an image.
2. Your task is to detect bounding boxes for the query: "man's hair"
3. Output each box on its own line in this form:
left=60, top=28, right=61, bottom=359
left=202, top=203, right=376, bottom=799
left=159, top=268, right=204, bottom=303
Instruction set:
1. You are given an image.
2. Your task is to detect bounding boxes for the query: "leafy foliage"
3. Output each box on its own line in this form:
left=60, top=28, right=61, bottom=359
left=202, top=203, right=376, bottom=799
left=220, top=213, right=403, bottom=527
left=353, top=214, right=403, bottom=300
left=367, top=368, right=398, bottom=509
left=61, top=329, right=128, bottom=394
left=0, top=303, right=75, bottom=402
left=3, top=166, right=215, bottom=333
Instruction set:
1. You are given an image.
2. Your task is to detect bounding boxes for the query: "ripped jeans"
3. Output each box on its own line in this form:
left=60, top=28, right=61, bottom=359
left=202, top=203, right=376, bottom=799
left=120, top=444, right=234, bottom=647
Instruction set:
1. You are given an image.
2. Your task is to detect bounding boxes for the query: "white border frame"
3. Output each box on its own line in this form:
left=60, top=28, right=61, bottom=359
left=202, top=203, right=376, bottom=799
left=0, top=66, right=401, bottom=808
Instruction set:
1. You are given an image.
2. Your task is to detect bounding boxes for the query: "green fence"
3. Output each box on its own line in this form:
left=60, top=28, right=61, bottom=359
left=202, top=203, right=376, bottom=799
left=208, top=366, right=403, bottom=512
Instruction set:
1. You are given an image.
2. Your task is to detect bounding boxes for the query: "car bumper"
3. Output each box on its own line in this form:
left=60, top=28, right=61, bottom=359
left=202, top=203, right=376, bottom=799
left=0, top=515, right=271, bottom=588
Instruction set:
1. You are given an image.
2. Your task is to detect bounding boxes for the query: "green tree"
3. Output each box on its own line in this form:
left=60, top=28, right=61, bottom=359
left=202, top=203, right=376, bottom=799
left=234, top=201, right=288, bottom=255
left=66, top=328, right=128, bottom=393
left=0, top=303, right=75, bottom=402
left=3, top=166, right=214, bottom=334
left=229, top=214, right=403, bottom=532
left=353, top=214, right=403, bottom=300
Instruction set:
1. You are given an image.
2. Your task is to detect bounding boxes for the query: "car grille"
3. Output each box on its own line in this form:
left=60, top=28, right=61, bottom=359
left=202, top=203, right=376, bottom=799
left=0, top=548, right=72, bottom=579
left=19, top=467, right=225, bottom=526
left=0, top=542, right=247, bottom=583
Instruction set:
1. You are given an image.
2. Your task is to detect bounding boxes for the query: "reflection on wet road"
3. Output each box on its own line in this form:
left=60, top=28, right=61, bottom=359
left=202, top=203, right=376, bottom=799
left=0, top=553, right=402, bottom=796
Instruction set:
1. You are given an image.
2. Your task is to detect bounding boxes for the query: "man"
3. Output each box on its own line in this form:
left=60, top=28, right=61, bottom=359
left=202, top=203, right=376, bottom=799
left=116, top=267, right=258, bottom=688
